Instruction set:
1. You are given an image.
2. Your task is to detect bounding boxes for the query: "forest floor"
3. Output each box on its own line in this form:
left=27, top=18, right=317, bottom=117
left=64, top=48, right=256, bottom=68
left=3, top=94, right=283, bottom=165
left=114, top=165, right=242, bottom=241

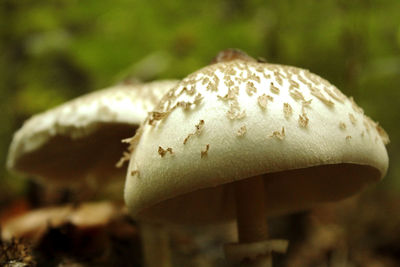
left=0, top=188, right=399, bottom=267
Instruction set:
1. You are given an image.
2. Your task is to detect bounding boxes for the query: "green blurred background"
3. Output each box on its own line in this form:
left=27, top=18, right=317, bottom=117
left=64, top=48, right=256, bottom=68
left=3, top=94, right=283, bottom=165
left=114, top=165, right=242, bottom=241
left=1, top=0, right=399, bottom=203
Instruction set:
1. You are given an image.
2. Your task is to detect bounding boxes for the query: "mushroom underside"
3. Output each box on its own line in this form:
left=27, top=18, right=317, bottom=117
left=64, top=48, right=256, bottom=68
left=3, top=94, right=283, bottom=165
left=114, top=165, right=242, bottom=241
left=12, top=123, right=136, bottom=187
left=137, top=163, right=380, bottom=224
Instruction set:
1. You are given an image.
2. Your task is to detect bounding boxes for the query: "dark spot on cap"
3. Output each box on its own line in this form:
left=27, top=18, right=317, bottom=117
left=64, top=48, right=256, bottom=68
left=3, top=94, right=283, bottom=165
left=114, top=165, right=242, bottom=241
left=210, top=49, right=257, bottom=64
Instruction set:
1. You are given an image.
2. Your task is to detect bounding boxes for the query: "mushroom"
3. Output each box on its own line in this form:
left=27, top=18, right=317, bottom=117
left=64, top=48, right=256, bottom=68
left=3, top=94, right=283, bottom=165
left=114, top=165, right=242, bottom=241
left=6, top=80, right=178, bottom=267
left=7, top=79, right=178, bottom=192
left=123, top=50, right=389, bottom=266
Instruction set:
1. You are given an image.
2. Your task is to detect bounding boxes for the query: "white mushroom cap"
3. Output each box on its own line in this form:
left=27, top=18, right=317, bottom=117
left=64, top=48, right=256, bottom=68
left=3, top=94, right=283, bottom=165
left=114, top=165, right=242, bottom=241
left=124, top=59, right=389, bottom=224
left=7, top=80, right=179, bottom=186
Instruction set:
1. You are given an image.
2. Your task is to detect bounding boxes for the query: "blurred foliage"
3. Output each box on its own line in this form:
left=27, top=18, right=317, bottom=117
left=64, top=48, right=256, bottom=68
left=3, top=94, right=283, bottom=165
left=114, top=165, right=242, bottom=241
left=1, top=0, right=400, bottom=201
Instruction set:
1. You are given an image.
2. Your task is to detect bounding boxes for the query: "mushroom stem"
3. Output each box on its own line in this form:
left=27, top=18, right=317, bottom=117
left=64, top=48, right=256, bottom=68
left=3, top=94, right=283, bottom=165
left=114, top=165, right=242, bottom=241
left=235, top=176, right=269, bottom=243
left=140, top=222, right=172, bottom=267
left=234, top=175, right=271, bottom=266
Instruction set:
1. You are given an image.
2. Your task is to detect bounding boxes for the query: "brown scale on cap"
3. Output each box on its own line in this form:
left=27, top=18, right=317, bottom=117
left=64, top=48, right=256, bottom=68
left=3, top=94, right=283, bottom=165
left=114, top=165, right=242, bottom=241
left=248, top=72, right=261, bottom=83
left=225, top=67, right=237, bottom=76
left=158, top=146, right=174, bottom=157
left=206, top=80, right=218, bottom=92
left=202, top=77, right=210, bottom=86
left=176, top=93, right=204, bottom=111
left=364, top=116, right=377, bottom=131
left=363, top=120, right=371, bottom=134
left=246, top=82, right=257, bottom=96
left=258, top=94, right=273, bottom=110
left=283, top=103, right=293, bottom=118
left=349, top=97, right=364, bottom=114
left=349, top=113, right=357, bottom=125
left=310, top=87, right=334, bottom=107
left=339, top=122, right=347, bottom=130
left=270, top=82, right=280, bottom=94
left=204, top=75, right=220, bottom=92
left=255, top=66, right=264, bottom=73
left=274, top=71, right=284, bottom=86
left=297, top=73, right=309, bottom=86
left=237, top=125, right=247, bottom=137
left=269, top=127, right=285, bottom=140
left=289, top=79, right=300, bottom=89
left=150, top=91, right=203, bottom=125
left=227, top=100, right=246, bottom=120
left=149, top=111, right=169, bottom=125
left=262, top=72, right=271, bottom=79
left=301, top=99, right=313, bottom=113
left=324, top=86, right=345, bottom=103
left=290, top=89, right=305, bottom=102
left=218, top=86, right=240, bottom=101
left=201, top=144, right=210, bottom=158
left=130, top=169, right=140, bottom=176
left=376, top=124, right=390, bottom=145
left=298, top=113, right=309, bottom=128
left=330, top=86, right=347, bottom=102
left=176, top=101, right=192, bottom=110
left=117, top=133, right=143, bottom=168
left=363, top=116, right=390, bottom=145
left=183, top=120, right=205, bottom=145
left=180, top=86, right=196, bottom=96
left=295, top=70, right=341, bottom=107
left=224, top=75, right=235, bottom=87
left=306, top=70, right=325, bottom=85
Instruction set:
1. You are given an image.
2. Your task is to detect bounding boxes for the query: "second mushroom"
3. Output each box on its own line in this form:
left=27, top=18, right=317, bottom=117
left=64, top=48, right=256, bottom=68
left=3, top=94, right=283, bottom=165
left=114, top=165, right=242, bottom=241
left=7, top=79, right=179, bottom=267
